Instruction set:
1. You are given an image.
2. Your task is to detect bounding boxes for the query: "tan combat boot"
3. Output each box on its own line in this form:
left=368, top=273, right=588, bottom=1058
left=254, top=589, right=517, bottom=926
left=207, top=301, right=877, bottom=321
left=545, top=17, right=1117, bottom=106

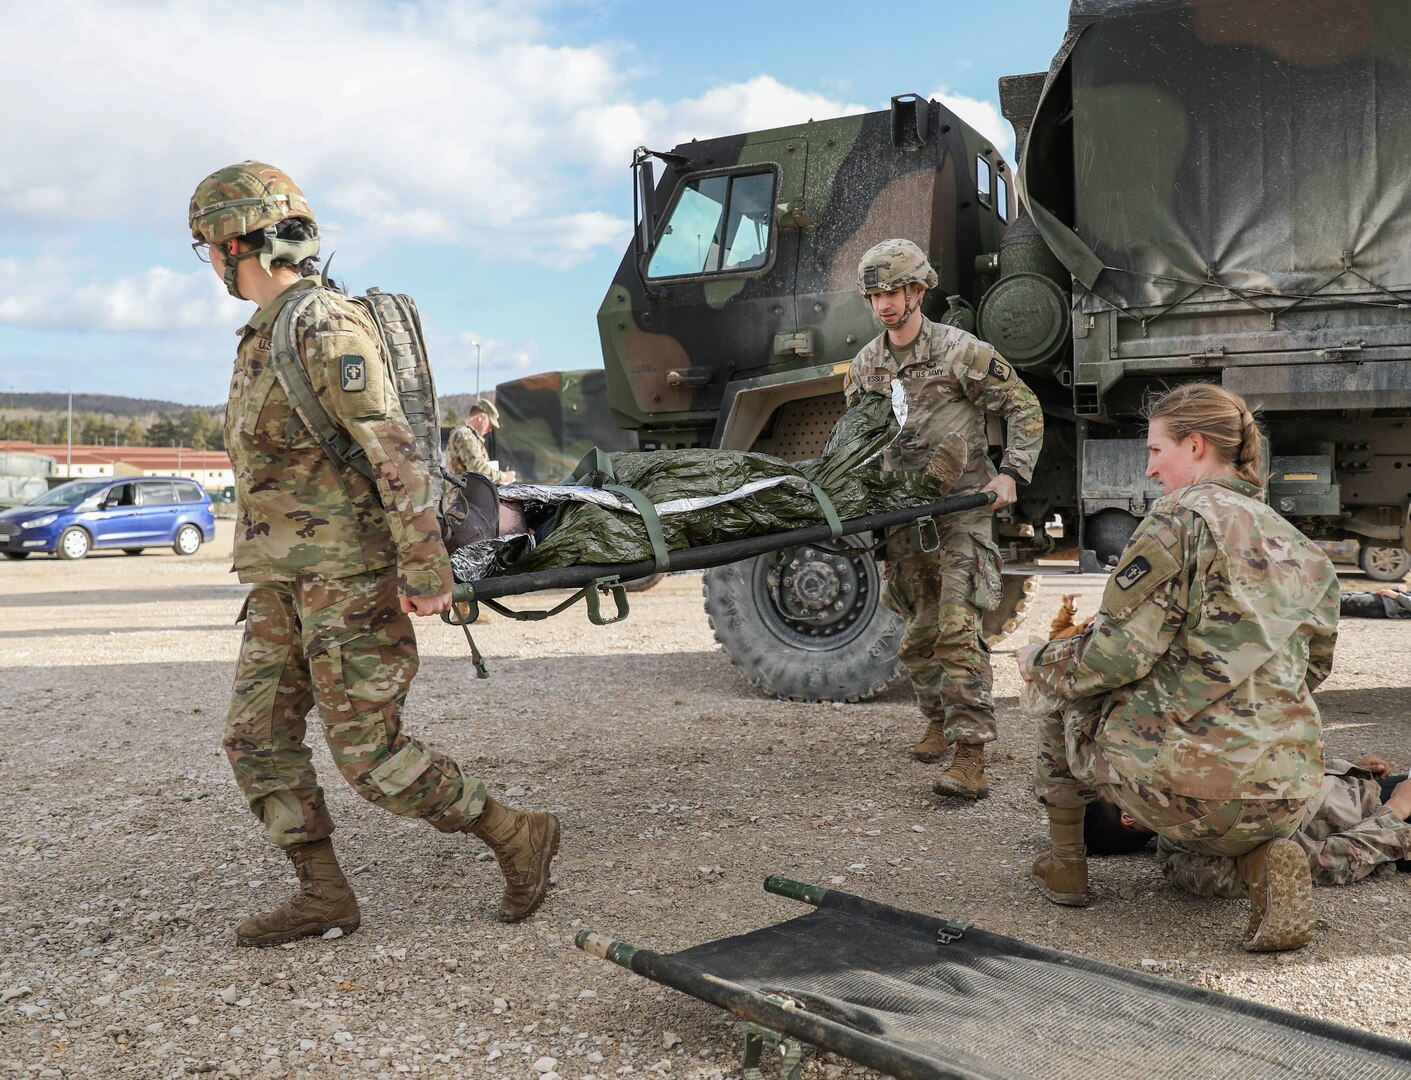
left=1031, top=805, right=1090, bottom=907
left=925, top=432, right=969, bottom=494
left=235, top=838, right=361, bottom=948
left=467, top=796, right=561, bottom=922
left=912, top=719, right=950, bottom=763
left=932, top=742, right=989, bottom=799
left=1236, top=838, right=1315, bottom=952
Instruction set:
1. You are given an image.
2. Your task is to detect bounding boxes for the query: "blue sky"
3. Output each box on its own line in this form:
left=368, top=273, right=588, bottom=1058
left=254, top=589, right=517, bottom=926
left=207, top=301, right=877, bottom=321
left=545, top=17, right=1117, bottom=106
left=0, top=1, right=1070, bottom=407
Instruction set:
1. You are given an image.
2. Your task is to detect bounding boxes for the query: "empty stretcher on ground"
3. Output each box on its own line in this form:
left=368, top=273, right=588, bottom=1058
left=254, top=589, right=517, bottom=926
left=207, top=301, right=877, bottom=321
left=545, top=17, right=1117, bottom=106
left=576, top=876, right=1411, bottom=1080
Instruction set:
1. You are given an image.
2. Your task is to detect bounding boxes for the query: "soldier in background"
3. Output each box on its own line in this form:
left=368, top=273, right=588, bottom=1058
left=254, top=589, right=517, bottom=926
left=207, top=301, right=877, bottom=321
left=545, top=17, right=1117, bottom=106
left=1018, top=383, right=1340, bottom=952
left=846, top=239, right=1043, bottom=800
left=447, top=400, right=517, bottom=485
left=189, top=161, right=557, bottom=946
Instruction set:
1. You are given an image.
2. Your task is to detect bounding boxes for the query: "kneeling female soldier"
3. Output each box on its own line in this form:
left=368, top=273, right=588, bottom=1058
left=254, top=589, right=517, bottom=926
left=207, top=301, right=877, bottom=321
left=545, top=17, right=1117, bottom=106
left=1018, top=383, right=1339, bottom=952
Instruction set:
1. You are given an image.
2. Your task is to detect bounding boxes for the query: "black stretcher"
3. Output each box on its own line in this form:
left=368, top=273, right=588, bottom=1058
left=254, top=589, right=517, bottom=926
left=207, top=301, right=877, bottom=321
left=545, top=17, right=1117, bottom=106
left=576, top=876, right=1411, bottom=1080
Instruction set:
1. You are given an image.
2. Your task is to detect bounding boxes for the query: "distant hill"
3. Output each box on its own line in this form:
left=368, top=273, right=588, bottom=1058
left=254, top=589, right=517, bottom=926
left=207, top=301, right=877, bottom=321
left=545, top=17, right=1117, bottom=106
left=0, top=392, right=223, bottom=418
left=2, top=390, right=496, bottom=424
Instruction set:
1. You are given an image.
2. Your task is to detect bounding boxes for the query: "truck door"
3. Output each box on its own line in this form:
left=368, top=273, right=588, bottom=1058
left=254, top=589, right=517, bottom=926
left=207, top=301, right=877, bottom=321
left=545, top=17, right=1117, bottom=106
left=620, top=139, right=806, bottom=436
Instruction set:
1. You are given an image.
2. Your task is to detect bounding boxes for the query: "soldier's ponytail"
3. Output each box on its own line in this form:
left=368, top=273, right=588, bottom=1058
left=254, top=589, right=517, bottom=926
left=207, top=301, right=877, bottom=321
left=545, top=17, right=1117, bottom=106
left=1146, top=383, right=1265, bottom=487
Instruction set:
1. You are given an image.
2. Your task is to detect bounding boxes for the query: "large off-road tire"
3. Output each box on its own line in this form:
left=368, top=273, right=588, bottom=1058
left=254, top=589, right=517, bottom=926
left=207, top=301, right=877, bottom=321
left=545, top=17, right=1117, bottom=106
left=703, top=540, right=902, bottom=703
left=981, top=574, right=1041, bottom=646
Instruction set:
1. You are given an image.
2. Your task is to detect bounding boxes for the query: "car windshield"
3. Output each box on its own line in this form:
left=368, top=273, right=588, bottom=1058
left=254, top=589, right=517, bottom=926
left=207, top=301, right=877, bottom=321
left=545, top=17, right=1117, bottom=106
left=26, top=480, right=111, bottom=507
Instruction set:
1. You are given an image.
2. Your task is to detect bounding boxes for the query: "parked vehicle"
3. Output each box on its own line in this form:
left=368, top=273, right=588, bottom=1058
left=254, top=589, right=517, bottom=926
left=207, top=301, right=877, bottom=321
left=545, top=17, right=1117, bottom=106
left=0, top=476, right=216, bottom=560
left=1318, top=539, right=1411, bottom=584
left=596, top=1, right=1411, bottom=702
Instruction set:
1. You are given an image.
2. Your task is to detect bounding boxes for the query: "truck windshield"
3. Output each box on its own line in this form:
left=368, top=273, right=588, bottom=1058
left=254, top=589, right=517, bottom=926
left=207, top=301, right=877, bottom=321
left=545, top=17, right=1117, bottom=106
left=648, top=170, right=775, bottom=278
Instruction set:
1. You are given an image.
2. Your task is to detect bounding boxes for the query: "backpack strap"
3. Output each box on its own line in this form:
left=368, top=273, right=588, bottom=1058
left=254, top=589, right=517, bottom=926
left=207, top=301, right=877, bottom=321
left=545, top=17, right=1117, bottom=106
left=269, top=285, right=375, bottom=483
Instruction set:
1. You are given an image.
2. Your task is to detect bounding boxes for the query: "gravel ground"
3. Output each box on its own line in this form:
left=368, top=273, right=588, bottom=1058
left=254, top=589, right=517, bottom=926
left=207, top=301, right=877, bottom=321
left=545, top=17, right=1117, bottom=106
left=2, top=521, right=1410, bottom=1078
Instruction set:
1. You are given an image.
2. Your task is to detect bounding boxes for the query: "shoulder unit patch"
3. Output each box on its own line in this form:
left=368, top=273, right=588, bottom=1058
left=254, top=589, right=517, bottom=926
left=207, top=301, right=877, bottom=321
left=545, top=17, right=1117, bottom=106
left=1114, top=555, right=1151, bottom=590
left=340, top=355, right=367, bottom=392
left=988, top=357, right=1011, bottom=381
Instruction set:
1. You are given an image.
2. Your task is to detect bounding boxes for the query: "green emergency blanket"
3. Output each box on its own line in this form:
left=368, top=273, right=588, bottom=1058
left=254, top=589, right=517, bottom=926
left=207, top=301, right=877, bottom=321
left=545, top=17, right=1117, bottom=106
left=450, top=387, right=948, bottom=582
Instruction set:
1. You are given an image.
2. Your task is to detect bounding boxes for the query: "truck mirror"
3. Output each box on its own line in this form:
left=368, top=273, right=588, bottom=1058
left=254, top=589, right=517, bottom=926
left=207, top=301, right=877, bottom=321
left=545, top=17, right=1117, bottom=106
left=633, top=156, right=656, bottom=260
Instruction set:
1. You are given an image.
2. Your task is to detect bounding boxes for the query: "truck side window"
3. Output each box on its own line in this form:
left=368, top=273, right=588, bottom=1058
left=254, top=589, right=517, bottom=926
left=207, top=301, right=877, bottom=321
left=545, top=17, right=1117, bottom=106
left=976, top=155, right=993, bottom=208
left=647, top=170, right=776, bottom=279
left=996, top=172, right=1009, bottom=222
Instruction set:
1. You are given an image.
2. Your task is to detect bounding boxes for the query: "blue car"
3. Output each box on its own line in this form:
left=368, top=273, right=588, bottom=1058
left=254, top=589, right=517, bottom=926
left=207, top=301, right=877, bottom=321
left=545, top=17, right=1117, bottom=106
left=0, top=476, right=217, bottom=561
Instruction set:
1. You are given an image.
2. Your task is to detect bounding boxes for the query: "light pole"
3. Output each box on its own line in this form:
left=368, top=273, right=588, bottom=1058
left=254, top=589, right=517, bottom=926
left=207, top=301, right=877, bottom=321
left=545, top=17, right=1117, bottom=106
left=472, top=340, right=482, bottom=399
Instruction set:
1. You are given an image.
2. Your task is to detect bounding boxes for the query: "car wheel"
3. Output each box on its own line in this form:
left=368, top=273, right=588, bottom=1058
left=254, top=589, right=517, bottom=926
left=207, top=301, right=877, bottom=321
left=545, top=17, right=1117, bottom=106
left=123, top=548, right=144, bottom=556
left=3, top=551, right=29, bottom=560
left=57, top=527, right=91, bottom=561
left=1358, top=544, right=1411, bottom=582
left=173, top=524, right=203, bottom=556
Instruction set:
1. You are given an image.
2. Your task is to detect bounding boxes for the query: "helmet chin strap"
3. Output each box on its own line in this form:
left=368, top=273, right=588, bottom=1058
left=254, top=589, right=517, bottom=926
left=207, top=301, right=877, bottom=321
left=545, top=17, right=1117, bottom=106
left=218, top=225, right=322, bottom=300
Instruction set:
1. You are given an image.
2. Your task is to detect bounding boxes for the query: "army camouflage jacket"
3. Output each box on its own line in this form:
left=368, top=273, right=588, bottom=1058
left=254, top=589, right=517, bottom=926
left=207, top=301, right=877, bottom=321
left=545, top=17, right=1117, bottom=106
left=1025, top=476, right=1339, bottom=801
left=1161, top=759, right=1411, bottom=896
left=445, top=422, right=511, bottom=485
left=1296, top=759, right=1411, bottom=884
left=843, top=316, right=1043, bottom=492
left=224, top=278, right=452, bottom=597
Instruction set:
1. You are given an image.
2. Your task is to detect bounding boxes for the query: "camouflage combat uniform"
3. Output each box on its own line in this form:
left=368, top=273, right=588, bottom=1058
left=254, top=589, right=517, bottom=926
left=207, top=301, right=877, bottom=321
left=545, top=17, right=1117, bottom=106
left=1024, top=476, right=1340, bottom=857
left=223, top=277, right=488, bottom=849
left=845, top=316, right=1043, bottom=744
left=1159, top=760, right=1411, bottom=896
left=446, top=421, right=511, bottom=485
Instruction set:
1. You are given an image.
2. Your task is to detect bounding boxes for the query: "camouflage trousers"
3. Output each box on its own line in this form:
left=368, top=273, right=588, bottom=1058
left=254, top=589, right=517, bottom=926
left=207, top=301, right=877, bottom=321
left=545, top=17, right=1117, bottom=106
left=881, top=510, right=1002, bottom=744
left=1035, top=703, right=1307, bottom=859
left=223, top=568, right=488, bottom=850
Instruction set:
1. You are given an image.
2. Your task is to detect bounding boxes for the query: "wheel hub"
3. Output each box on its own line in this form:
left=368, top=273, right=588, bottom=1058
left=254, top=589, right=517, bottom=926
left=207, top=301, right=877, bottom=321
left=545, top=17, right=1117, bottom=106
left=771, top=546, right=870, bottom=638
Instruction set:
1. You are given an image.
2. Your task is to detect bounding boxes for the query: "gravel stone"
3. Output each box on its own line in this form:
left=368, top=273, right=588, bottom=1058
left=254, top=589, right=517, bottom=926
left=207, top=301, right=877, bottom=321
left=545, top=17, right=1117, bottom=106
left=3, top=526, right=1410, bottom=1077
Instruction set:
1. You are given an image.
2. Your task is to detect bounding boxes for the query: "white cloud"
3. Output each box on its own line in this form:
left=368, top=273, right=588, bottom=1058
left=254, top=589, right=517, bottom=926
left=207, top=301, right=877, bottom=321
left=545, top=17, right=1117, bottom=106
left=928, top=87, right=1015, bottom=162
left=0, top=257, right=241, bottom=332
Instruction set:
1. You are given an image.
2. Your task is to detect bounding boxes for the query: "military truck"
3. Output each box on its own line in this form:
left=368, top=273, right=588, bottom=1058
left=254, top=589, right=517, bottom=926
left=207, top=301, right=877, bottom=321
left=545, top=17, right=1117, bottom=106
left=494, top=369, right=639, bottom=484
left=597, top=0, right=1411, bottom=703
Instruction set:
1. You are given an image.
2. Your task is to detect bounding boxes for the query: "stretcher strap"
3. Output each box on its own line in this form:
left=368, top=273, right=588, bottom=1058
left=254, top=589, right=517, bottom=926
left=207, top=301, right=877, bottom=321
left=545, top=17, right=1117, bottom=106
left=604, top=483, right=671, bottom=572
left=806, top=483, right=843, bottom=540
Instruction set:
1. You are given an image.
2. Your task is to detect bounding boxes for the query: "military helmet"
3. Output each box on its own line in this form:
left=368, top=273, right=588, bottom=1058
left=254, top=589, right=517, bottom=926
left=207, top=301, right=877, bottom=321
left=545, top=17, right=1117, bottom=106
left=188, top=161, right=320, bottom=299
left=856, top=239, right=939, bottom=294
left=188, top=160, right=315, bottom=245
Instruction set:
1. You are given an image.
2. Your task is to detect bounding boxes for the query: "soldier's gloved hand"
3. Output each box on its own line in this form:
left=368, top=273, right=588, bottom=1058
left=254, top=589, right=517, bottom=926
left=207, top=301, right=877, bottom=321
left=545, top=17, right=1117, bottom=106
left=400, top=591, right=453, bottom=617
left=982, top=473, right=1017, bottom=509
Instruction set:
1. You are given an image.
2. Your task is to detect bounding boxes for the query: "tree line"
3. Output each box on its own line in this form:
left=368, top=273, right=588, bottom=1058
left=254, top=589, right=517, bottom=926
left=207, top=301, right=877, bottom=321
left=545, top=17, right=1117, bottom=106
left=0, top=410, right=226, bottom=451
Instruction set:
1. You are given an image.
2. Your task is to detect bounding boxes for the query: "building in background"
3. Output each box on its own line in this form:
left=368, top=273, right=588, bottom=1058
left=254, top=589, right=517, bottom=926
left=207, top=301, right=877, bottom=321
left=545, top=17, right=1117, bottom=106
left=0, top=441, right=233, bottom=491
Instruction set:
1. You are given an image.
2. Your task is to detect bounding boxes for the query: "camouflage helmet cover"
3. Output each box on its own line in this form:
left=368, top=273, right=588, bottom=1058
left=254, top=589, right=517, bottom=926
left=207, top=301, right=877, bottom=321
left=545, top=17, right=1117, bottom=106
left=470, top=399, right=501, bottom=428
left=856, top=238, right=939, bottom=294
left=188, top=160, right=315, bottom=244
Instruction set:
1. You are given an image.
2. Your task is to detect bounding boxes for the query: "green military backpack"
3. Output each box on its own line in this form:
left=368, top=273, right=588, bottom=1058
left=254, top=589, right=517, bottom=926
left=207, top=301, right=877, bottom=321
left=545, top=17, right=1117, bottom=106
left=269, top=282, right=444, bottom=505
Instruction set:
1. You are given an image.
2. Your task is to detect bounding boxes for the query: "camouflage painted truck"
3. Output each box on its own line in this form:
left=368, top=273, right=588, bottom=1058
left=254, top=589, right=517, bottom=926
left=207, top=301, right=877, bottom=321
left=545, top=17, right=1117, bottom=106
left=597, top=0, right=1411, bottom=703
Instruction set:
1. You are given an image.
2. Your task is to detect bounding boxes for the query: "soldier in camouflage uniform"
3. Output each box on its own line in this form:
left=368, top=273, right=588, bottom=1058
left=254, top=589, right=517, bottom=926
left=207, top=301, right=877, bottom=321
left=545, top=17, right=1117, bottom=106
left=1018, top=383, right=1340, bottom=952
left=189, top=161, right=557, bottom=946
left=1086, top=756, right=1411, bottom=890
left=446, top=400, right=516, bottom=485
left=845, top=239, right=1043, bottom=799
